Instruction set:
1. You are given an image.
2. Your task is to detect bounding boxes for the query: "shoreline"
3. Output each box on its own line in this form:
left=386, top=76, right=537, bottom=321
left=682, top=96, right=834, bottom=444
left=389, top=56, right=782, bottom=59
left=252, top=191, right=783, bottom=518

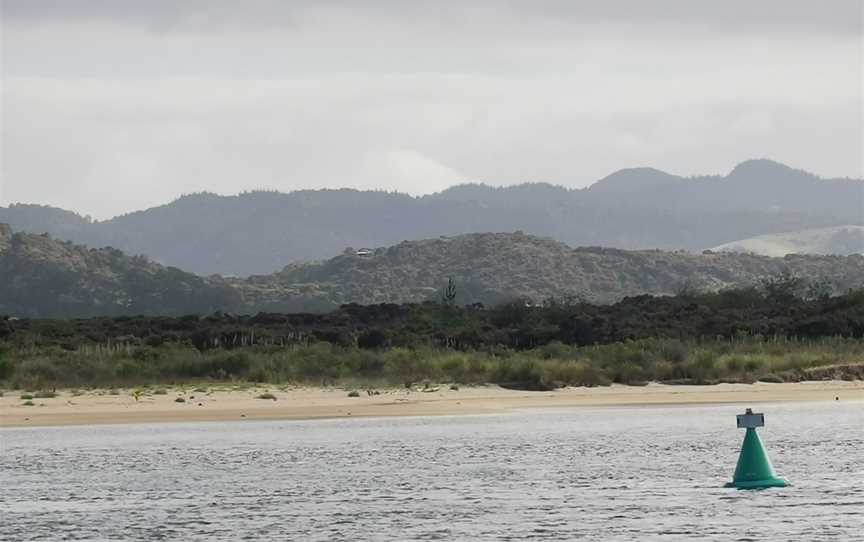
left=1, top=381, right=862, bottom=428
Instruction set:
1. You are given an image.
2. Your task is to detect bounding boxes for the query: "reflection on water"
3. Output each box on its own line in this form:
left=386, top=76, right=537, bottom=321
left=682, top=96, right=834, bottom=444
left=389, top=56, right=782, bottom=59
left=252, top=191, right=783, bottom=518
left=1, top=402, right=862, bottom=541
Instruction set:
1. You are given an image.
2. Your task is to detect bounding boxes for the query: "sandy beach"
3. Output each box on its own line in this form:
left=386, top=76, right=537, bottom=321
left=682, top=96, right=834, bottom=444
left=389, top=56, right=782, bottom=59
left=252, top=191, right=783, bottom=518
left=1, top=381, right=861, bottom=428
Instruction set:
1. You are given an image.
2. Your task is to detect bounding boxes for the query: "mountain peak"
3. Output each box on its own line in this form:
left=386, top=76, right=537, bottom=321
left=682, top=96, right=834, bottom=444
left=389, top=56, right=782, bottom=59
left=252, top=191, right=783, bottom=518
left=728, top=159, right=814, bottom=183
left=427, top=183, right=496, bottom=201
left=588, top=167, right=680, bottom=194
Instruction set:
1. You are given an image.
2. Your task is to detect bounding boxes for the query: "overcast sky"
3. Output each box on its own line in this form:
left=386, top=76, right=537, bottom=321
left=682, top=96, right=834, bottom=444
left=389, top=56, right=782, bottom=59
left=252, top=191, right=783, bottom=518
left=1, top=0, right=862, bottom=219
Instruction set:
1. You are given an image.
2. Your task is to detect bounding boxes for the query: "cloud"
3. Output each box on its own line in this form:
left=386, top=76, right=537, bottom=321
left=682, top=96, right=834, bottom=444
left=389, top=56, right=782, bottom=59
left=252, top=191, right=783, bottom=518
left=3, top=1, right=860, bottom=35
left=0, top=1, right=861, bottom=218
left=364, top=148, right=468, bottom=194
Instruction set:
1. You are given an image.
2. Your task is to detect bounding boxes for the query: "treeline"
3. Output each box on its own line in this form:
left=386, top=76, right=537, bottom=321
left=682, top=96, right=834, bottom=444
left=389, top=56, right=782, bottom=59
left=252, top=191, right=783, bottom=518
left=4, top=276, right=863, bottom=351
left=1, top=278, right=863, bottom=390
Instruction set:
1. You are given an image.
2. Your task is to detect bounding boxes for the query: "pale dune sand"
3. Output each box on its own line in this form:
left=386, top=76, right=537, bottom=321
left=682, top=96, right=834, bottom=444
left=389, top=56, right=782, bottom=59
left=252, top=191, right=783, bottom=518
left=1, top=381, right=862, bottom=428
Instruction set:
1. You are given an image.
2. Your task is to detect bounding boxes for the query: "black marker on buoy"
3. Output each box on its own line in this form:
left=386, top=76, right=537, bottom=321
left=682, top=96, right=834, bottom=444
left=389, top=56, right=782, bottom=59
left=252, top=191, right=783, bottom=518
left=724, top=408, right=789, bottom=489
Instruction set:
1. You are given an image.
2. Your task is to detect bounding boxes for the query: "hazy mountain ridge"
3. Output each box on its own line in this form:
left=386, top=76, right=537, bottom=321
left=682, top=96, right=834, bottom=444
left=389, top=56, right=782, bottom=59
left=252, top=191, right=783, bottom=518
left=1, top=160, right=861, bottom=276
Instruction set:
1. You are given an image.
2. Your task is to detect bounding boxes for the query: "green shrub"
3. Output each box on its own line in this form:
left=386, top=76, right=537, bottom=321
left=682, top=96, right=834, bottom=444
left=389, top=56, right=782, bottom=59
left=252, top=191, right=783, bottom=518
left=131, top=347, right=162, bottom=362
left=546, top=360, right=611, bottom=387
left=651, top=361, right=679, bottom=381
left=175, top=351, right=252, bottom=379
left=33, top=390, right=57, bottom=399
left=347, top=390, right=360, bottom=397
left=464, top=354, right=492, bottom=382
left=21, top=400, right=35, bottom=406
left=19, top=393, right=34, bottom=400
left=256, top=392, right=277, bottom=400
left=113, top=359, right=145, bottom=379
left=610, top=362, right=648, bottom=385
left=174, top=397, right=186, bottom=403
left=12, top=358, right=60, bottom=388
left=492, top=358, right=550, bottom=390
left=290, top=343, right=339, bottom=381
left=686, top=351, right=718, bottom=383
left=539, top=341, right=571, bottom=360
left=722, top=356, right=744, bottom=373
left=758, top=374, right=784, bottom=383
left=662, top=341, right=689, bottom=364
left=384, top=348, right=432, bottom=384
left=354, top=351, right=386, bottom=376
left=0, top=349, right=13, bottom=381
left=439, top=354, right=468, bottom=382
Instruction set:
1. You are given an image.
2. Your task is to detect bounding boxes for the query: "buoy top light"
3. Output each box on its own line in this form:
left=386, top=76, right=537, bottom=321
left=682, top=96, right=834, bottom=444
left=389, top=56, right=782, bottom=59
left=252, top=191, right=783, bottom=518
left=736, top=408, right=764, bottom=429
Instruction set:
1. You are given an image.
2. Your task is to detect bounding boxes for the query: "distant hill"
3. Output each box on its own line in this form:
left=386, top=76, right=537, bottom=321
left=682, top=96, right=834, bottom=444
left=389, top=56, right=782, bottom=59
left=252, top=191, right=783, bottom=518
left=712, top=226, right=864, bottom=257
left=238, top=232, right=864, bottom=310
left=3, top=225, right=863, bottom=317
left=0, top=224, right=240, bottom=318
left=2, top=159, right=861, bottom=276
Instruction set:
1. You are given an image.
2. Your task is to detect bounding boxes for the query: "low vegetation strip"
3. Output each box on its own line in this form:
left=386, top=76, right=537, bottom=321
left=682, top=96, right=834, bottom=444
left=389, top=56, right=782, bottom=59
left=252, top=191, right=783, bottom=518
left=1, top=278, right=862, bottom=391
left=1, top=337, right=862, bottom=392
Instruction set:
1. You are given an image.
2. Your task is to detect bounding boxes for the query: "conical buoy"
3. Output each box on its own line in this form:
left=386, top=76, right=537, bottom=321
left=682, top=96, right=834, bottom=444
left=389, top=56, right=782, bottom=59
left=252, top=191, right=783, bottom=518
left=724, top=408, right=789, bottom=489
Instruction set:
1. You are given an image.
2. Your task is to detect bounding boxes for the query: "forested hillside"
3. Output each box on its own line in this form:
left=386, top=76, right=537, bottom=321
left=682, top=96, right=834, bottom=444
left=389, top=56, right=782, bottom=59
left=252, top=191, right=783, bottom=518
left=0, top=225, right=239, bottom=318
left=242, top=232, right=864, bottom=310
left=2, top=159, right=861, bottom=275
left=4, top=224, right=862, bottom=318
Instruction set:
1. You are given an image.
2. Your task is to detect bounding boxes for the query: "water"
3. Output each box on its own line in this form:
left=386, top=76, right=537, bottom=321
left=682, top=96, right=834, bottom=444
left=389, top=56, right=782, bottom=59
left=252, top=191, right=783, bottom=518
left=1, top=402, right=862, bottom=541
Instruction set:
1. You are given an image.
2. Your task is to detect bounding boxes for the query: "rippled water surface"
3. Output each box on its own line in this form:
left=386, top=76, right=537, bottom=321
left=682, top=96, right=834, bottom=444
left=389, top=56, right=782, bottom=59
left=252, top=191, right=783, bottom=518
left=2, top=402, right=862, bottom=541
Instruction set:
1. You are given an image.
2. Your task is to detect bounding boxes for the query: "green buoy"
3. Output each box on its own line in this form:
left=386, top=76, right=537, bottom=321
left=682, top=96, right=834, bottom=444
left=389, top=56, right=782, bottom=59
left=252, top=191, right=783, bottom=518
left=725, top=408, right=789, bottom=489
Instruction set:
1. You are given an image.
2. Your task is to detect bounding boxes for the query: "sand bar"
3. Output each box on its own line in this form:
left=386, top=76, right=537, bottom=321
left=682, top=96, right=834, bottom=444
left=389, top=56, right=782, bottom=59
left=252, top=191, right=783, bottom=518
left=1, top=381, right=862, bottom=428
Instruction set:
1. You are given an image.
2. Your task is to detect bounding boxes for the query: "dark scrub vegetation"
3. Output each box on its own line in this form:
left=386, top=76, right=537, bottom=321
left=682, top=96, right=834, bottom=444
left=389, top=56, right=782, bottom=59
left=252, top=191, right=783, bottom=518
left=2, top=277, right=862, bottom=390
